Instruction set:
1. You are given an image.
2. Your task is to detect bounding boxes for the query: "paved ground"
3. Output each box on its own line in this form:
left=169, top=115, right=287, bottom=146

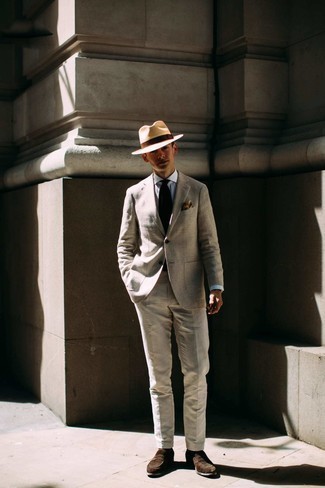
left=0, top=381, right=325, bottom=488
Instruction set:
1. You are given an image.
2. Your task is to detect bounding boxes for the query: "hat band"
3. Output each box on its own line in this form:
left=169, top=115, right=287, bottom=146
left=141, top=133, right=174, bottom=148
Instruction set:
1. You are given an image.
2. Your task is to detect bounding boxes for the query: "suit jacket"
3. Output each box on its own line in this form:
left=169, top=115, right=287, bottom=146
left=117, top=171, right=223, bottom=308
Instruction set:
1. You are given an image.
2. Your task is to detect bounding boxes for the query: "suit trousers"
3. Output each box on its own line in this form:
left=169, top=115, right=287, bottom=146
left=134, top=271, right=210, bottom=451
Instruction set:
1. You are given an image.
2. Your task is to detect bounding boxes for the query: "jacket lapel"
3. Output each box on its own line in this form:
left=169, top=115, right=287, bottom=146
left=141, top=174, right=165, bottom=235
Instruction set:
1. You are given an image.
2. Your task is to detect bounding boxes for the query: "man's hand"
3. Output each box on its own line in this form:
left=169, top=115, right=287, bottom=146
left=207, top=290, right=223, bottom=315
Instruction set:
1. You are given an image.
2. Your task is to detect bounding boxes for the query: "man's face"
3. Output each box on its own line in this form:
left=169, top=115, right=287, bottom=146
left=142, top=142, right=178, bottom=178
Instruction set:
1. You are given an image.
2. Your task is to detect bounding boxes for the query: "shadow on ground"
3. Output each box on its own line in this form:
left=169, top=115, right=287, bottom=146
left=218, top=463, right=325, bottom=486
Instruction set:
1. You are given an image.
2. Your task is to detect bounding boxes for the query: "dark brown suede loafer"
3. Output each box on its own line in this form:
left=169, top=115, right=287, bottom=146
left=147, top=448, right=174, bottom=477
left=185, top=449, right=219, bottom=477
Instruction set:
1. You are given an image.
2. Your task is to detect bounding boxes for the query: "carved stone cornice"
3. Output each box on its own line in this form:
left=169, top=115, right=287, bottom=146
left=217, top=36, right=288, bottom=67
left=3, top=134, right=325, bottom=190
left=0, top=141, right=210, bottom=190
left=25, top=34, right=213, bottom=83
left=214, top=137, right=325, bottom=176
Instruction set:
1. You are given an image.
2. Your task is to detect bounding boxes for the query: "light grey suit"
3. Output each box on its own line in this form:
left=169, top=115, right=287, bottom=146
left=117, top=170, right=223, bottom=450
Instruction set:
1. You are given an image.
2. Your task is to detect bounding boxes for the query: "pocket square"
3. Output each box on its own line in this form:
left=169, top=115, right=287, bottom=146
left=181, top=200, right=193, bottom=210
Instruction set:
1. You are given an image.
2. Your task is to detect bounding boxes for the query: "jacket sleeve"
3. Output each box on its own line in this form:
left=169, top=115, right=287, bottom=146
left=197, top=185, right=224, bottom=289
left=117, top=189, right=139, bottom=284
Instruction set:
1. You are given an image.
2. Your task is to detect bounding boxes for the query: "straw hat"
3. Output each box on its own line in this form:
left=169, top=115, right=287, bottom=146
left=132, top=120, right=183, bottom=155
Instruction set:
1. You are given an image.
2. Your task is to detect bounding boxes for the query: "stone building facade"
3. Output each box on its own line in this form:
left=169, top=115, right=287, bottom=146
left=0, top=0, right=324, bottom=449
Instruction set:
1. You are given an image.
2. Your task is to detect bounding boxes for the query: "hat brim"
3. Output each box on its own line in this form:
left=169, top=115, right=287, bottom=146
left=131, top=134, right=183, bottom=155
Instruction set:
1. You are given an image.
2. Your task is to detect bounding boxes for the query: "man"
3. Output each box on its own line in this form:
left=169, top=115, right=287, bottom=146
left=117, top=120, right=224, bottom=478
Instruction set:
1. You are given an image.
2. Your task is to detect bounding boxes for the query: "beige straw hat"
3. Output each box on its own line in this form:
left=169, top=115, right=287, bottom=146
left=132, top=120, right=183, bottom=155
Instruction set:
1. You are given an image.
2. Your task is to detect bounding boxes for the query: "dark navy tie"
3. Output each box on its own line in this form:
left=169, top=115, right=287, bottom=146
left=159, top=179, right=172, bottom=233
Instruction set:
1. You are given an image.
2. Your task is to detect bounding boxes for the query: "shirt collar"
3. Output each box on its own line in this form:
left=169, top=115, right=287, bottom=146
left=153, top=170, right=178, bottom=185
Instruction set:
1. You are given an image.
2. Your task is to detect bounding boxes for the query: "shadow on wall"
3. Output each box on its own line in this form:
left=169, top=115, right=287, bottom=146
left=1, top=186, right=44, bottom=400
left=207, top=171, right=323, bottom=441
left=208, top=177, right=267, bottom=411
left=248, top=170, right=323, bottom=437
left=265, top=171, right=322, bottom=346
left=0, top=2, right=62, bottom=400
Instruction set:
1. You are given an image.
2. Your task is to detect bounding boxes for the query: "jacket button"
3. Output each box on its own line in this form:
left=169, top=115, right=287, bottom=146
left=165, top=239, right=170, bottom=244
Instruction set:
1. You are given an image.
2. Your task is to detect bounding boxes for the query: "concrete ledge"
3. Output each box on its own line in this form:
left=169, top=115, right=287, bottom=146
left=214, top=145, right=272, bottom=175
left=0, top=144, right=210, bottom=189
left=214, top=136, right=325, bottom=176
left=3, top=136, right=325, bottom=189
left=298, top=347, right=325, bottom=448
left=247, top=338, right=325, bottom=450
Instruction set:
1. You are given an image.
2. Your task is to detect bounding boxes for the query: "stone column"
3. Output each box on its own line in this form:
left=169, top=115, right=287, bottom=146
left=1, top=0, right=216, bottom=424
left=214, top=0, right=325, bottom=450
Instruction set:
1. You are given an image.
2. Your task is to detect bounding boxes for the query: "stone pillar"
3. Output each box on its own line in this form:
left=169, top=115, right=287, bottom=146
left=1, top=177, right=152, bottom=424
left=214, top=0, right=325, bottom=450
left=1, top=0, right=216, bottom=424
left=7, top=0, right=215, bottom=185
left=1, top=180, right=66, bottom=416
left=215, top=0, right=289, bottom=174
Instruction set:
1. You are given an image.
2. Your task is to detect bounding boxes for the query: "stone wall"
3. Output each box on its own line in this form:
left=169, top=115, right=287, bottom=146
left=1, top=178, right=152, bottom=424
left=0, top=0, right=17, bottom=172
left=0, top=0, right=215, bottom=425
left=212, top=0, right=325, bottom=450
left=1, top=181, right=66, bottom=416
left=248, top=171, right=325, bottom=449
left=1, top=0, right=325, bottom=450
left=7, top=0, right=214, bottom=182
